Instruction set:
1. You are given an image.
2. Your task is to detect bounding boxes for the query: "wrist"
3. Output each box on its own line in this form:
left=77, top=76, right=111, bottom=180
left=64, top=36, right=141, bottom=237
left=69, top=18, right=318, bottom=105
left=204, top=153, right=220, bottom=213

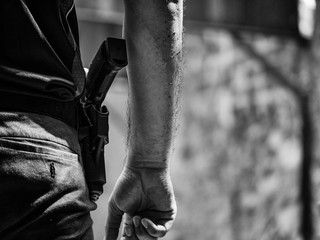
left=126, top=148, right=171, bottom=169
left=124, top=162, right=171, bottom=187
left=126, top=159, right=169, bottom=169
left=126, top=150, right=171, bottom=169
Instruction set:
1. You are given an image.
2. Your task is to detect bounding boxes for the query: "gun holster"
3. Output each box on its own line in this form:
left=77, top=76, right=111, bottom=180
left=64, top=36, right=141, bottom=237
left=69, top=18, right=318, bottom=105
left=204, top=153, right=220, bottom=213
left=78, top=103, right=109, bottom=202
left=77, top=37, right=127, bottom=202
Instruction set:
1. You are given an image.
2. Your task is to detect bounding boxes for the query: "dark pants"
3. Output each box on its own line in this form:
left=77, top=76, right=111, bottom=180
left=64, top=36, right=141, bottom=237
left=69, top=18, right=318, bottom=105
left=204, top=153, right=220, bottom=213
left=0, top=112, right=97, bottom=240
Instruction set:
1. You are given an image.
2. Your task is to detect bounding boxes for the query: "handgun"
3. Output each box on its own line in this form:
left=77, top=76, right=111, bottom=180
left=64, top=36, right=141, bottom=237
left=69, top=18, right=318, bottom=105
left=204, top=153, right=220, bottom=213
left=79, top=37, right=127, bottom=202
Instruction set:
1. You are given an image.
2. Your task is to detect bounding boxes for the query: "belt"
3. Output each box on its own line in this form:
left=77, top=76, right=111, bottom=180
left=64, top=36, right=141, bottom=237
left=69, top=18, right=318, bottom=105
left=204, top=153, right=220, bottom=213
left=0, top=92, right=78, bottom=130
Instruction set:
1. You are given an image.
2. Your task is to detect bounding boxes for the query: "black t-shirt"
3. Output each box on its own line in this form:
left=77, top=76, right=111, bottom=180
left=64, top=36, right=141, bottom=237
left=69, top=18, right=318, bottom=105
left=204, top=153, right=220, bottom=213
left=0, top=0, right=85, bottom=101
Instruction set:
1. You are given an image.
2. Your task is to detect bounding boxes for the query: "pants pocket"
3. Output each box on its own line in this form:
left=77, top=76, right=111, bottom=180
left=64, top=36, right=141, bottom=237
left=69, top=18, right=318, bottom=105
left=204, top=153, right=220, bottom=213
left=0, top=137, right=94, bottom=239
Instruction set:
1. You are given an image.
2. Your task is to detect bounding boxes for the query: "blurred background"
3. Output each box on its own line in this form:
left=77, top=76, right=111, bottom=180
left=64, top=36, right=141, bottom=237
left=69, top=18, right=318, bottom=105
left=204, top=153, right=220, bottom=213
left=75, top=0, right=320, bottom=239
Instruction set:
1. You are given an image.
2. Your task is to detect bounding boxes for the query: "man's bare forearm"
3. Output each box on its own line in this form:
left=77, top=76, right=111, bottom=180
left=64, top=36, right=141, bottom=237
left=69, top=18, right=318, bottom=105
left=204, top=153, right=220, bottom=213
left=124, top=0, right=184, bottom=168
